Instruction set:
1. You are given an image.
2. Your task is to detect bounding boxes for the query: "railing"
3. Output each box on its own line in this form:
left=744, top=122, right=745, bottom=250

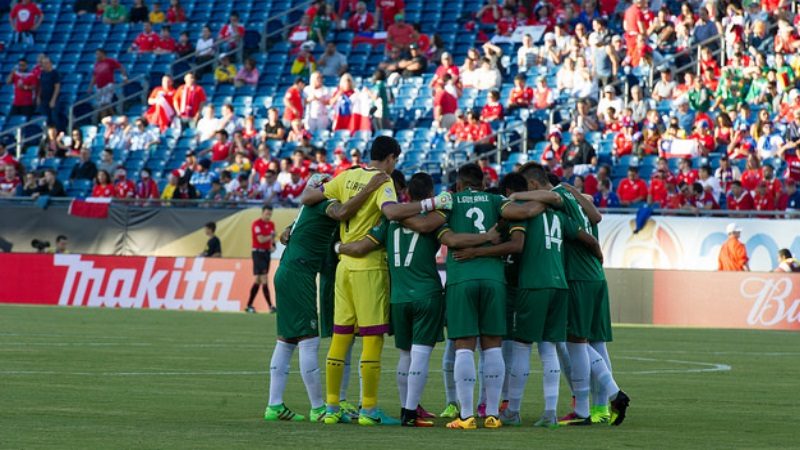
left=260, top=0, right=315, bottom=50
left=0, top=116, right=48, bottom=159
left=440, top=121, right=528, bottom=186
left=67, top=74, right=150, bottom=134
left=168, top=34, right=241, bottom=80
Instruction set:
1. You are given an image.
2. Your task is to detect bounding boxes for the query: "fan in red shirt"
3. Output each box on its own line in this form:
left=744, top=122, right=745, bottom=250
left=617, top=166, right=648, bottom=206
left=167, top=0, right=186, bottom=22
left=740, top=155, right=763, bottom=192
left=662, top=177, right=684, bottom=209
left=480, top=90, right=504, bottom=123
left=205, top=130, right=234, bottom=162
left=467, top=110, right=493, bottom=143
left=10, top=0, right=42, bottom=45
left=477, top=0, right=500, bottom=24
left=347, top=1, right=375, bottom=32
left=689, top=122, right=715, bottom=155
left=508, top=74, right=533, bottom=111
left=676, top=158, right=699, bottom=186
left=647, top=170, right=669, bottom=205
left=91, top=170, right=114, bottom=197
left=312, top=149, right=334, bottom=175
left=779, top=147, right=800, bottom=183
left=290, top=149, right=312, bottom=180
left=623, top=0, right=646, bottom=47
left=430, top=53, right=460, bottom=88
left=7, top=59, right=38, bottom=116
left=433, top=81, right=458, bottom=130
left=478, top=156, right=498, bottom=187
left=135, top=168, right=160, bottom=200
left=614, top=118, right=636, bottom=158
left=377, top=0, right=405, bottom=28
left=173, top=73, right=206, bottom=123
left=155, top=26, right=177, bottom=54
left=726, top=181, right=754, bottom=211
left=448, top=113, right=471, bottom=143
left=496, top=6, right=517, bottom=36
left=686, top=183, right=719, bottom=210
left=761, top=165, right=782, bottom=203
left=753, top=182, right=776, bottom=217
left=130, top=22, right=160, bottom=53
left=540, top=131, right=567, bottom=163
left=332, top=148, right=353, bottom=175
left=282, top=78, right=306, bottom=125
left=113, top=168, right=136, bottom=199
left=219, top=13, right=245, bottom=49
left=281, top=168, right=306, bottom=206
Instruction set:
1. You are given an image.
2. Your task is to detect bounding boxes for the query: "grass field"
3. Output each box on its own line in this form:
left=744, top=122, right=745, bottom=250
left=0, top=305, right=797, bottom=449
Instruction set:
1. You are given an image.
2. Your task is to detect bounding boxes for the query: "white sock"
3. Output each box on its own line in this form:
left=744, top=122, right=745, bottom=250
left=268, top=341, right=296, bottom=406
left=339, top=343, right=353, bottom=402
left=442, top=340, right=457, bottom=405
left=588, top=345, right=619, bottom=403
left=538, top=342, right=560, bottom=414
left=590, top=341, right=612, bottom=371
left=507, top=341, right=532, bottom=413
left=590, top=341, right=613, bottom=407
left=405, top=345, right=433, bottom=410
left=454, top=349, right=476, bottom=418
left=298, top=337, right=324, bottom=409
left=477, top=346, right=486, bottom=406
left=501, top=340, right=514, bottom=400
left=556, top=342, right=574, bottom=394
left=567, top=342, right=590, bottom=418
left=397, top=350, right=411, bottom=408
left=482, top=347, right=505, bottom=417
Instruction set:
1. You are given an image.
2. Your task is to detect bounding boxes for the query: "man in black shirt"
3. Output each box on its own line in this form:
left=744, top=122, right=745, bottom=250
left=37, top=55, right=61, bottom=128
left=35, top=169, right=66, bottom=197
left=201, top=221, right=222, bottom=257
left=70, top=149, right=97, bottom=181
left=563, top=128, right=597, bottom=167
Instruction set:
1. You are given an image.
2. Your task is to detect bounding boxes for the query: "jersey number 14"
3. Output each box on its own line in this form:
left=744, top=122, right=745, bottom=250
left=393, top=227, right=420, bottom=267
left=543, top=213, right=563, bottom=252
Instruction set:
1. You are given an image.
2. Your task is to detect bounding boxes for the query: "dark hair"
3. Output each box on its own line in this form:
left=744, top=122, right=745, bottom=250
left=220, top=170, right=232, bottom=179
left=141, top=167, right=152, bottom=176
left=103, top=148, right=113, bottom=154
left=408, top=172, right=434, bottom=201
left=56, top=235, right=68, bottom=243
left=519, top=162, right=549, bottom=185
left=779, top=248, right=793, bottom=259
left=457, top=163, right=485, bottom=189
left=373, top=69, right=386, bottom=81
left=600, top=178, right=611, bottom=189
left=499, top=172, right=527, bottom=194
left=699, top=165, right=712, bottom=174
left=547, top=172, right=561, bottom=186
left=731, top=180, right=742, bottom=187
left=391, top=169, right=407, bottom=193
left=262, top=204, right=274, bottom=211
left=489, top=89, right=500, bottom=100
left=628, top=166, right=639, bottom=173
left=692, top=182, right=703, bottom=194
left=205, top=222, right=216, bottom=232
left=217, top=129, right=229, bottom=138
left=370, top=136, right=401, bottom=162
left=514, top=73, right=526, bottom=82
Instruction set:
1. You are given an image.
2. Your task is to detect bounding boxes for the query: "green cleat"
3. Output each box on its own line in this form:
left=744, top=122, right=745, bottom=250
left=499, top=409, right=521, bottom=426
left=310, top=406, right=326, bottom=422
left=591, top=405, right=611, bottom=424
left=534, top=415, right=560, bottom=430
left=323, top=408, right=344, bottom=425
left=264, top=404, right=306, bottom=422
left=358, top=408, right=401, bottom=426
left=439, top=402, right=460, bottom=419
left=340, top=400, right=360, bottom=421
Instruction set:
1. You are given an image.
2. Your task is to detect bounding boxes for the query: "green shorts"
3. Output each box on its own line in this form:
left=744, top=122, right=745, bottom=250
left=318, top=265, right=336, bottom=338
left=513, top=288, right=567, bottom=343
left=567, top=280, right=606, bottom=340
left=391, top=294, right=445, bottom=350
left=274, top=266, right=318, bottom=340
left=505, top=285, right=518, bottom=340
left=589, top=280, right=613, bottom=342
left=445, top=280, right=506, bottom=340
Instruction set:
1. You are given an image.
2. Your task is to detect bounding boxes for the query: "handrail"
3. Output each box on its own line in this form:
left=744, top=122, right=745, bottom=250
left=168, top=34, right=240, bottom=80
left=67, top=74, right=150, bottom=133
left=440, top=122, right=528, bottom=186
left=260, top=0, right=315, bottom=50
left=0, top=116, right=48, bottom=159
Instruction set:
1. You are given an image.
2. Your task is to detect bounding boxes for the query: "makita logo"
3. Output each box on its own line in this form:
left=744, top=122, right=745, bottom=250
left=54, top=255, right=241, bottom=311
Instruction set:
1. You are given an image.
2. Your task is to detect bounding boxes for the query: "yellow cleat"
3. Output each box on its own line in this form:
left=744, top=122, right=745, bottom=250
left=446, top=416, right=477, bottom=430
left=484, top=416, right=503, bottom=429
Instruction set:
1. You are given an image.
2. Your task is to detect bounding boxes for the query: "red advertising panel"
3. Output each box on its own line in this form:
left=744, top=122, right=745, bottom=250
left=653, top=271, right=800, bottom=331
left=0, top=254, right=277, bottom=312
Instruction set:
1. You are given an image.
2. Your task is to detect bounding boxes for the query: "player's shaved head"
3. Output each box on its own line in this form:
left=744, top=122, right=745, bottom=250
left=519, top=162, right=551, bottom=188
left=408, top=172, right=434, bottom=201
left=499, top=172, right=527, bottom=195
left=457, top=163, right=484, bottom=190
left=370, top=136, right=402, bottom=162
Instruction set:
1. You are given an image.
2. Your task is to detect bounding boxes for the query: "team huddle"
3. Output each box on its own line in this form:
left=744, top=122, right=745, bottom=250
left=262, top=135, right=630, bottom=429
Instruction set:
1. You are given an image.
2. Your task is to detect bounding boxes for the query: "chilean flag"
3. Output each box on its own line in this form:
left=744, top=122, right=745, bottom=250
left=145, top=91, right=175, bottom=133
left=68, top=197, right=112, bottom=219
left=348, top=89, right=373, bottom=135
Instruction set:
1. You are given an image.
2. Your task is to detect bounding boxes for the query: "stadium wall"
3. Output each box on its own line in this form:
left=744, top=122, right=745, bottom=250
left=0, top=254, right=797, bottom=331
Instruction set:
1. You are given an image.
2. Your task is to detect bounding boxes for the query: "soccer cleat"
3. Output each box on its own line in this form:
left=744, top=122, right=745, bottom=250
left=609, top=390, right=630, bottom=426
left=358, top=408, right=401, bottom=426
left=323, top=408, right=344, bottom=425
left=498, top=409, right=521, bottom=426
left=484, top=416, right=502, bottom=429
left=499, top=400, right=509, bottom=413
left=446, top=416, right=477, bottom=430
left=340, top=400, right=360, bottom=420
left=309, top=406, right=326, bottom=422
left=268, top=306, right=277, bottom=314
left=245, top=306, right=256, bottom=313
left=476, top=403, right=487, bottom=418
left=416, top=404, right=436, bottom=419
left=263, top=404, right=305, bottom=422
left=590, top=405, right=611, bottom=424
left=401, top=408, right=434, bottom=428
left=439, top=402, right=460, bottom=419
left=534, top=414, right=560, bottom=430
left=558, top=412, right=591, bottom=426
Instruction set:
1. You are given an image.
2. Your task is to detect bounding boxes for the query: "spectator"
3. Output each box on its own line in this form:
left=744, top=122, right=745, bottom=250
left=36, top=55, right=60, bottom=126
left=167, top=0, right=185, bottom=23
left=563, top=128, right=597, bottom=167
left=38, top=125, right=68, bottom=158
left=201, top=222, right=222, bottom=256
left=366, top=69, right=391, bottom=130
left=88, top=49, right=127, bottom=115
left=96, top=148, right=116, bottom=174
left=698, top=165, right=722, bottom=201
left=478, top=156, right=498, bottom=187
left=726, top=181, right=754, bottom=211
left=350, top=149, right=364, bottom=168
left=614, top=117, right=635, bottom=158
left=389, top=43, right=427, bottom=78
left=447, top=110, right=470, bottom=143
left=652, top=68, right=677, bottom=102
left=127, top=118, right=160, bottom=151
left=290, top=41, right=317, bottom=77
left=75, top=0, right=99, bottom=15
left=617, top=166, right=647, bottom=207
left=201, top=129, right=233, bottom=162
left=10, top=0, right=43, bottom=46
left=715, top=155, right=741, bottom=192
left=310, top=148, right=334, bottom=175
left=302, top=71, right=330, bottom=132
left=506, top=74, right=532, bottom=111
left=685, top=181, right=719, bottom=211
left=192, top=105, right=217, bottom=142
left=647, top=169, right=669, bottom=206
left=756, top=122, right=784, bottom=160
left=195, top=25, right=215, bottom=69
left=189, top=159, right=214, bottom=195
left=219, top=12, right=245, bottom=50
left=175, top=32, right=192, bottom=56
left=571, top=99, right=599, bottom=132
left=430, top=52, right=459, bottom=88
left=386, top=14, right=416, bottom=53
left=112, top=167, right=135, bottom=198
left=69, top=149, right=97, bottom=182
left=129, top=21, right=159, bottom=53
left=465, top=109, right=493, bottom=154
left=160, top=170, right=179, bottom=199
left=753, top=181, right=776, bottom=216
left=172, top=72, right=206, bottom=126
left=329, top=73, right=355, bottom=131
left=480, top=90, right=503, bottom=123
left=174, top=173, right=199, bottom=199
left=594, top=178, right=620, bottom=207
left=318, top=42, right=348, bottom=78
left=91, top=169, right=114, bottom=197
left=282, top=77, right=306, bottom=128
left=311, top=3, right=334, bottom=45
left=135, top=167, right=159, bottom=200
left=263, top=107, right=286, bottom=141
left=762, top=165, right=782, bottom=205
left=31, top=168, right=65, bottom=198
left=433, top=80, right=458, bottom=130
left=234, top=57, right=259, bottom=88
left=718, top=223, right=749, bottom=271
left=597, top=85, right=623, bottom=124
left=332, top=149, right=351, bottom=175
left=102, top=0, right=128, bottom=24
left=775, top=249, right=800, bottom=273
left=281, top=167, right=306, bottom=206
left=541, top=130, right=566, bottom=163
left=258, top=169, right=282, bottom=206
left=149, top=1, right=164, bottom=23
left=289, top=14, right=313, bottom=47
left=128, top=0, right=148, bottom=23
left=473, top=57, right=501, bottom=91
left=377, top=0, right=405, bottom=29
left=286, top=119, right=311, bottom=144
left=214, top=55, right=237, bottom=84
left=347, top=1, right=375, bottom=32
left=6, top=58, right=37, bottom=117
left=0, top=165, right=21, bottom=197
left=784, top=180, right=800, bottom=210
left=144, top=75, right=175, bottom=133
left=241, top=115, right=259, bottom=143
left=741, top=155, right=763, bottom=192
left=155, top=25, right=177, bottom=54
left=530, top=76, right=554, bottom=110
left=231, top=130, right=254, bottom=161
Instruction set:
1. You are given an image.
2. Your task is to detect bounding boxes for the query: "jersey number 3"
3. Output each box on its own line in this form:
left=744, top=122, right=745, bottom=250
left=466, top=207, right=486, bottom=233
left=393, top=227, right=420, bottom=267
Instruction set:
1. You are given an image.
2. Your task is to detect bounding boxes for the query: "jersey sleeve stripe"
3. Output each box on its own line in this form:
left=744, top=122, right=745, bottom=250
left=510, top=226, right=526, bottom=233
left=436, top=227, right=450, bottom=240
left=365, top=234, right=381, bottom=245
left=380, top=201, right=397, bottom=209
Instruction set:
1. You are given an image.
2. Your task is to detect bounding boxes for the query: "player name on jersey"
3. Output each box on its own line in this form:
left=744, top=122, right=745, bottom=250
left=455, top=194, right=490, bottom=204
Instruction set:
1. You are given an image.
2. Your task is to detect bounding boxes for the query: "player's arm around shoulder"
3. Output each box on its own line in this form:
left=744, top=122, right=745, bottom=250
left=451, top=226, right=525, bottom=261
left=562, top=182, right=602, bottom=224
left=562, top=212, right=603, bottom=262
left=401, top=210, right=447, bottom=234
left=328, top=172, right=392, bottom=221
left=438, top=222, right=502, bottom=249
left=337, top=218, right=387, bottom=257
left=507, top=190, right=564, bottom=209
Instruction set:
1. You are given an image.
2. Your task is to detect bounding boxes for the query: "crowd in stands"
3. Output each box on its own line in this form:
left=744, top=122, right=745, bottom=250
left=0, top=0, right=799, bottom=216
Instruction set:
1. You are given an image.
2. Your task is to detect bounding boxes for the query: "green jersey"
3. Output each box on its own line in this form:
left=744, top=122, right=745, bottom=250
left=439, top=189, right=509, bottom=286
left=280, top=200, right=338, bottom=272
left=552, top=185, right=604, bottom=281
left=518, top=209, right=578, bottom=290
left=368, top=216, right=443, bottom=304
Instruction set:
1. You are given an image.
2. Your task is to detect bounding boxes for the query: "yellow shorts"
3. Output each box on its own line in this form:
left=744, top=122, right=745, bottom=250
left=333, top=263, right=389, bottom=336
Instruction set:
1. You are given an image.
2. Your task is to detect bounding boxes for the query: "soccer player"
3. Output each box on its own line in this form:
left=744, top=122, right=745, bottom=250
left=338, top=172, right=448, bottom=427
left=247, top=205, right=276, bottom=313
left=264, top=172, right=390, bottom=422
left=513, top=163, right=630, bottom=426
left=302, top=136, right=452, bottom=426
